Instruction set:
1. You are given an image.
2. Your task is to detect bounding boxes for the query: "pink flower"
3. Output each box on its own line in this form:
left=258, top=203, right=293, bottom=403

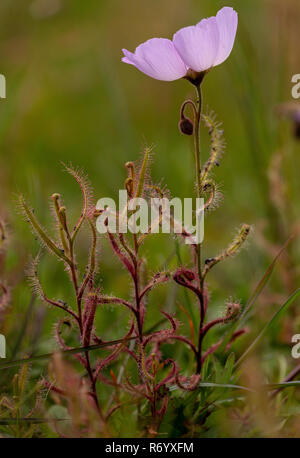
left=122, top=7, right=238, bottom=82
left=122, top=38, right=187, bottom=82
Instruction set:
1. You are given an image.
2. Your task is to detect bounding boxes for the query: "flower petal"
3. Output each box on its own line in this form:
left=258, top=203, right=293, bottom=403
left=122, top=38, right=187, bottom=81
left=214, top=7, right=238, bottom=66
left=173, top=17, right=219, bottom=72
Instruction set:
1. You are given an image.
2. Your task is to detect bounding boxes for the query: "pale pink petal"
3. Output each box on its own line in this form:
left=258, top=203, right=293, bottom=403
left=122, top=38, right=187, bottom=81
left=173, top=17, right=219, bottom=72
left=214, top=7, right=238, bottom=66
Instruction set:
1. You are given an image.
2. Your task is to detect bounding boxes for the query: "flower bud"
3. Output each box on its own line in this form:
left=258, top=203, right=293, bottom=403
left=179, top=116, right=194, bottom=136
left=173, top=268, right=195, bottom=287
left=225, top=301, right=241, bottom=321
left=182, top=269, right=195, bottom=281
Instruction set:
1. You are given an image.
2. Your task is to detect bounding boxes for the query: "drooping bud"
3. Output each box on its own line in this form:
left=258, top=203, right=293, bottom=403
left=179, top=116, right=194, bottom=136
left=179, top=99, right=196, bottom=136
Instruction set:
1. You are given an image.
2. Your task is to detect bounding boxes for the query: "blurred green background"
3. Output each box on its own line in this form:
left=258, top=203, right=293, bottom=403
left=0, top=0, right=300, bottom=382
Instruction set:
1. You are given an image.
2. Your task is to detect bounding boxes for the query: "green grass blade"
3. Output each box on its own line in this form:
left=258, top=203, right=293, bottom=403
left=235, top=288, right=300, bottom=367
left=266, top=381, right=300, bottom=390
left=0, top=418, right=67, bottom=425
left=0, top=336, right=138, bottom=370
left=0, top=318, right=167, bottom=371
left=216, top=237, right=292, bottom=356
left=239, top=237, right=293, bottom=323
left=169, top=382, right=255, bottom=393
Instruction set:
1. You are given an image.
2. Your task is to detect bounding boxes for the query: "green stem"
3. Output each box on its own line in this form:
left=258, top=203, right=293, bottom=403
left=193, top=83, right=205, bottom=375
left=193, top=84, right=203, bottom=287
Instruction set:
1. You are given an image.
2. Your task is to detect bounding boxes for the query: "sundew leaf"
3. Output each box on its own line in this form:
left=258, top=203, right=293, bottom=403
left=235, top=288, right=300, bottom=367
left=135, top=147, right=151, bottom=198
left=216, top=236, right=293, bottom=356
left=63, top=163, right=94, bottom=242
left=19, top=195, right=72, bottom=266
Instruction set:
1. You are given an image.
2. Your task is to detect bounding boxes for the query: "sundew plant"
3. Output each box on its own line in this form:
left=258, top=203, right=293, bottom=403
left=0, top=2, right=300, bottom=439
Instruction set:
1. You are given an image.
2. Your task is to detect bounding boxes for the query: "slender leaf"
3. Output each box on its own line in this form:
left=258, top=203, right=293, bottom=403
left=0, top=336, right=138, bottom=371
left=217, top=237, right=292, bottom=355
left=222, top=353, right=235, bottom=384
left=0, top=318, right=169, bottom=371
left=169, top=382, right=255, bottom=393
left=266, top=381, right=300, bottom=390
left=235, top=288, right=300, bottom=367
left=0, top=418, right=67, bottom=425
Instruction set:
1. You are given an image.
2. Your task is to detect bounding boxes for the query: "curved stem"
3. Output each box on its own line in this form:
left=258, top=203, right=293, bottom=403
left=194, top=85, right=203, bottom=198
left=180, top=99, right=197, bottom=120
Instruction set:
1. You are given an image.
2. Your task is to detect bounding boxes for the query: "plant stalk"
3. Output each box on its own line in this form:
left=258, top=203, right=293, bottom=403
left=193, top=83, right=206, bottom=374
